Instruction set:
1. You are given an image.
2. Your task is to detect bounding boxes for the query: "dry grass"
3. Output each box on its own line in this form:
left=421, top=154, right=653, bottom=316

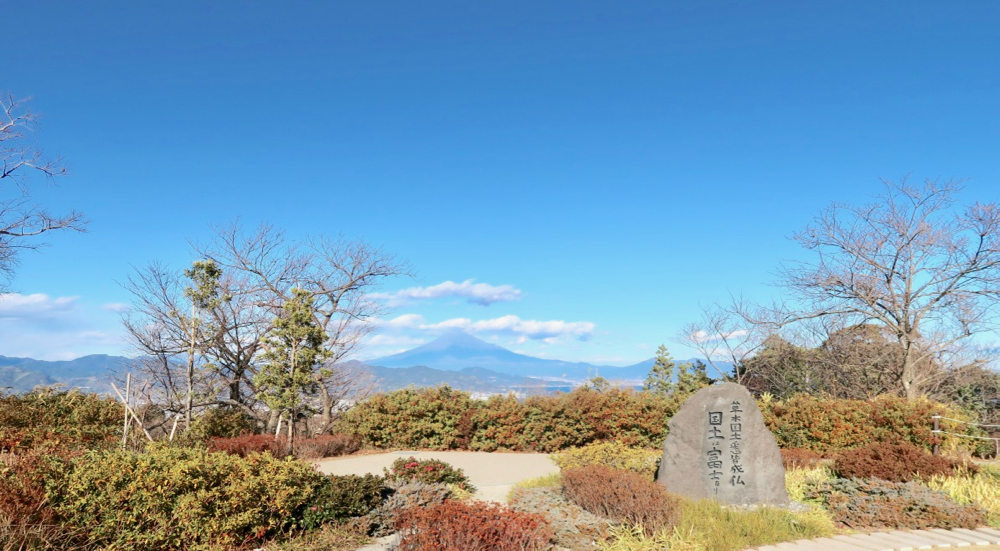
left=925, top=467, right=1000, bottom=528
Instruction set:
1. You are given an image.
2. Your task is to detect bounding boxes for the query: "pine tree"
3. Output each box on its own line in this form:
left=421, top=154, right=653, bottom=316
left=644, top=345, right=713, bottom=397
left=255, top=288, right=331, bottom=447
left=644, top=345, right=677, bottom=395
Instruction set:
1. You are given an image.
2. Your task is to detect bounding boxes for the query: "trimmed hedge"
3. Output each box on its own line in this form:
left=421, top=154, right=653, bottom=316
left=337, top=386, right=984, bottom=456
left=761, top=394, right=980, bottom=455
left=338, top=386, right=680, bottom=453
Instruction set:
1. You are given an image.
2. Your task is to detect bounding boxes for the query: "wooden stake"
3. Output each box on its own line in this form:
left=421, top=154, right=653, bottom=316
left=168, top=414, right=180, bottom=442
left=121, top=373, right=131, bottom=449
left=110, top=382, right=154, bottom=442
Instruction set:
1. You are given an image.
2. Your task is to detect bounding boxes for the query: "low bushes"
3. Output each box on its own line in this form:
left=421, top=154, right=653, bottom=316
left=562, top=465, right=679, bottom=535
left=338, top=386, right=679, bottom=453
left=395, top=500, right=553, bottom=551
left=302, top=474, right=386, bottom=529
left=761, top=394, right=980, bottom=455
left=551, top=441, right=661, bottom=479
left=188, top=407, right=258, bottom=439
left=805, top=477, right=989, bottom=530
left=207, top=433, right=290, bottom=457
left=0, top=389, right=123, bottom=453
left=338, top=386, right=979, bottom=457
left=49, top=444, right=330, bottom=550
left=295, top=433, right=361, bottom=459
left=832, top=441, right=974, bottom=482
left=335, top=386, right=478, bottom=450
left=384, top=456, right=475, bottom=493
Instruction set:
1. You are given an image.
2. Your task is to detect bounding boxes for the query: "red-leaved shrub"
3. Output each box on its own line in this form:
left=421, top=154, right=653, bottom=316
left=561, top=465, right=679, bottom=534
left=207, top=433, right=290, bottom=457
left=780, top=447, right=824, bottom=469
left=395, top=500, right=552, bottom=551
left=833, top=441, right=975, bottom=482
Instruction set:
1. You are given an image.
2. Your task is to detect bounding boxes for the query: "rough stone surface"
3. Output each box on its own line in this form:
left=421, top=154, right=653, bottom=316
left=658, top=382, right=789, bottom=505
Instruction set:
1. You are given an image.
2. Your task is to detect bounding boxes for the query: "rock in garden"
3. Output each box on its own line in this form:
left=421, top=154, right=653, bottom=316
left=657, top=382, right=789, bottom=506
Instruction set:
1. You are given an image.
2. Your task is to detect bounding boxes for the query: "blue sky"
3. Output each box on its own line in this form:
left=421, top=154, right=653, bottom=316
left=2, top=1, right=998, bottom=363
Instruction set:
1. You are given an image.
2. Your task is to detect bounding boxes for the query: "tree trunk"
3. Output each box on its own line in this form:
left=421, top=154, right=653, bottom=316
left=318, top=383, right=333, bottom=435
left=185, top=346, right=194, bottom=431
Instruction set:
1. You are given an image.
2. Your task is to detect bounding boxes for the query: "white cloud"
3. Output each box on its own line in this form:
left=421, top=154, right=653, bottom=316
left=0, top=293, right=126, bottom=360
left=376, top=313, right=595, bottom=342
left=366, top=335, right=427, bottom=347
left=101, top=302, right=131, bottom=313
left=371, top=279, right=522, bottom=306
left=0, top=293, right=80, bottom=320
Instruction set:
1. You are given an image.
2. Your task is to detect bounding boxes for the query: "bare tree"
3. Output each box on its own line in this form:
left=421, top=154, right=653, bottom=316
left=765, top=178, right=1000, bottom=400
left=197, top=223, right=408, bottom=432
left=0, top=94, right=85, bottom=287
left=121, top=262, right=223, bottom=431
left=678, top=303, right=771, bottom=383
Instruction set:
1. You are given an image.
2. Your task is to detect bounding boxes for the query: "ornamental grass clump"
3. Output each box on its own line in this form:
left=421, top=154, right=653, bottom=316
left=925, top=467, right=1000, bottom=528
left=384, top=456, right=475, bottom=493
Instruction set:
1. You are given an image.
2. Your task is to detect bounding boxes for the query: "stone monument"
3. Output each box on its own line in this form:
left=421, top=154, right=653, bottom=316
left=657, top=382, right=789, bottom=506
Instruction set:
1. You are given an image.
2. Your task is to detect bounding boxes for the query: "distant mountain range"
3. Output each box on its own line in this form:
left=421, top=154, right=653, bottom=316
left=0, top=354, right=128, bottom=394
left=0, top=332, right=731, bottom=395
left=368, top=331, right=657, bottom=381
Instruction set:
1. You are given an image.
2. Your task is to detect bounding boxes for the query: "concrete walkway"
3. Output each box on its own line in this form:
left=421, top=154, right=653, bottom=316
left=748, top=527, right=1000, bottom=551
left=315, top=449, right=560, bottom=504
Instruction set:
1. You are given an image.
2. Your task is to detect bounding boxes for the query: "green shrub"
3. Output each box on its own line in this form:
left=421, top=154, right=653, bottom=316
left=805, top=477, right=989, bottom=530
left=301, top=474, right=386, bottom=529
left=396, top=500, right=553, bottom=551
left=562, top=465, right=679, bottom=535
left=340, top=386, right=679, bottom=453
left=384, top=456, right=475, bottom=493
left=188, top=407, right=258, bottom=439
left=336, top=386, right=479, bottom=449
left=833, top=441, right=974, bottom=482
left=760, top=394, right=980, bottom=455
left=552, top=441, right=662, bottom=479
left=49, top=444, right=328, bottom=550
left=207, top=433, right=290, bottom=457
left=0, top=388, right=123, bottom=453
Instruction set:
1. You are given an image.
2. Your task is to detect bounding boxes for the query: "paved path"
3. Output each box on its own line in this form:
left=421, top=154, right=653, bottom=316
left=315, top=450, right=560, bottom=504
left=748, top=527, right=1000, bottom=551
left=317, top=453, right=1000, bottom=551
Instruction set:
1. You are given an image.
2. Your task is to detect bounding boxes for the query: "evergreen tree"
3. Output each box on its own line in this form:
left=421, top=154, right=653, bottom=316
left=644, top=345, right=678, bottom=395
left=255, top=288, right=331, bottom=447
left=644, top=345, right=712, bottom=397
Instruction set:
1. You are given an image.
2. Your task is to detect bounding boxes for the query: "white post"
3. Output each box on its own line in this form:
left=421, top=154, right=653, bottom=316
left=121, top=373, right=131, bottom=449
